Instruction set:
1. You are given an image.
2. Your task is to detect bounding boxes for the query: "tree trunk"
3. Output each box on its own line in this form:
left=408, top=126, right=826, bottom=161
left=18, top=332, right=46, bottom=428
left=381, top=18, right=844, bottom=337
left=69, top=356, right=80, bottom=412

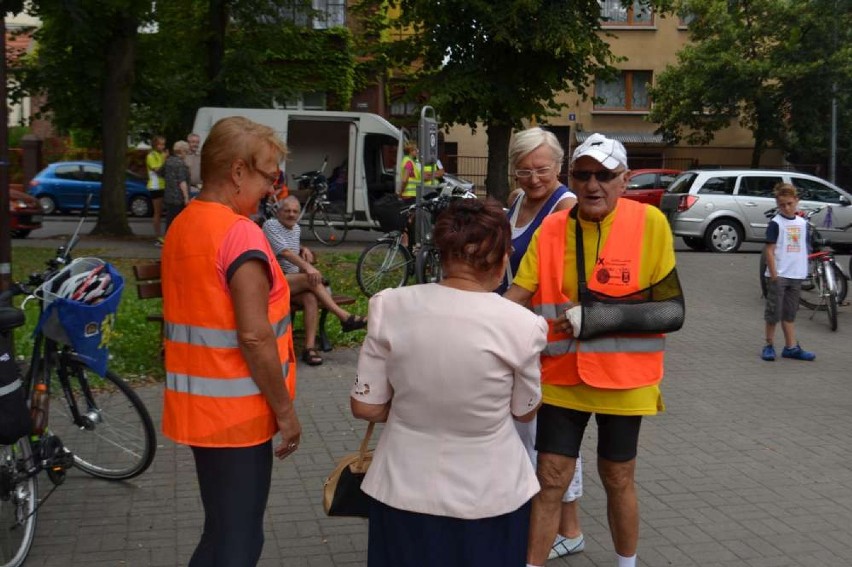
left=206, top=0, right=228, bottom=106
left=751, top=133, right=765, bottom=169
left=93, top=15, right=136, bottom=236
left=484, top=123, right=512, bottom=204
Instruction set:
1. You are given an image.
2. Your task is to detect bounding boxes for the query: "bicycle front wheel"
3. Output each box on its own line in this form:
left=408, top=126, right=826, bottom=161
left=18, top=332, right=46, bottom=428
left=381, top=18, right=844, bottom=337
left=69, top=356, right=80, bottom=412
left=356, top=240, right=412, bottom=297
left=799, top=265, right=824, bottom=310
left=50, top=363, right=156, bottom=480
left=310, top=203, right=349, bottom=246
left=415, top=245, right=442, bottom=284
left=0, top=438, right=38, bottom=567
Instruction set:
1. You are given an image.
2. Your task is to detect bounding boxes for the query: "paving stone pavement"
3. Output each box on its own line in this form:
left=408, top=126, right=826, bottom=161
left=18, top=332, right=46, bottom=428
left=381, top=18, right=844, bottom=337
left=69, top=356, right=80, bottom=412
left=19, top=248, right=852, bottom=567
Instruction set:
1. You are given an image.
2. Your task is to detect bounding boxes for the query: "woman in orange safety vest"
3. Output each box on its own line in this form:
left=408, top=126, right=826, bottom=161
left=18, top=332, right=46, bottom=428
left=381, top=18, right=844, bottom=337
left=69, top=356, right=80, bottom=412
left=161, top=116, right=300, bottom=567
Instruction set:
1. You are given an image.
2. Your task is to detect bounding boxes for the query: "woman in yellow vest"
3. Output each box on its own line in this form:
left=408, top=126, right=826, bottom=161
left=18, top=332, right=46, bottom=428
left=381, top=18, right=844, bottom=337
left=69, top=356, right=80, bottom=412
left=146, top=135, right=167, bottom=245
left=161, top=116, right=300, bottom=567
left=398, top=141, right=422, bottom=199
left=505, top=134, right=681, bottom=567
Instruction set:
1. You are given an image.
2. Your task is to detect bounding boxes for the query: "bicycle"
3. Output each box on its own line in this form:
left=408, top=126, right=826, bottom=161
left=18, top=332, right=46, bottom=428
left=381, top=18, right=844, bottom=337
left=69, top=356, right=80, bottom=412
left=758, top=207, right=849, bottom=331
left=293, top=157, right=349, bottom=246
left=0, top=212, right=157, bottom=567
left=355, top=185, right=476, bottom=296
left=356, top=204, right=418, bottom=297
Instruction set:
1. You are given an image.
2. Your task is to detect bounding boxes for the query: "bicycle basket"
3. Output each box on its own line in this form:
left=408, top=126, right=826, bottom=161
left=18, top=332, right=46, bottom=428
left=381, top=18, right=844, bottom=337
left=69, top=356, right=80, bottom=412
left=34, top=258, right=124, bottom=377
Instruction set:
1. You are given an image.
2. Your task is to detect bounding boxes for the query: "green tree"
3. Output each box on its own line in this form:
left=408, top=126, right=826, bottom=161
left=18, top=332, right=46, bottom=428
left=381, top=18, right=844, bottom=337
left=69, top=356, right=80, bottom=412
left=12, top=0, right=369, bottom=235
left=15, top=1, right=153, bottom=236
left=649, top=0, right=852, bottom=170
left=383, top=0, right=674, bottom=202
left=134, top=1, right=363, bottom=142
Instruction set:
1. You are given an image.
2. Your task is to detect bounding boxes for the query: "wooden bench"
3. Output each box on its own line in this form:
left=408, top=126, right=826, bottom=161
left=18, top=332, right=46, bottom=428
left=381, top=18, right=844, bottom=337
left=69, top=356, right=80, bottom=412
left=132, top=261, right=354, bottom=353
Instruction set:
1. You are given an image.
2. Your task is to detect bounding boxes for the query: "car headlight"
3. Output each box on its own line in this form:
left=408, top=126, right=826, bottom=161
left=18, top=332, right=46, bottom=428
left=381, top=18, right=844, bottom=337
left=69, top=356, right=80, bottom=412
left=11, top=199, right=31, bottom=210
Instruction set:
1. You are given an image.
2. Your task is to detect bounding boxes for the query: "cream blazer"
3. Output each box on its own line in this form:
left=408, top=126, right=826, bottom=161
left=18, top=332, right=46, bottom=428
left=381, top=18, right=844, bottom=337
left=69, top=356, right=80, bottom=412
left=351, top=283, right=547, bottom=519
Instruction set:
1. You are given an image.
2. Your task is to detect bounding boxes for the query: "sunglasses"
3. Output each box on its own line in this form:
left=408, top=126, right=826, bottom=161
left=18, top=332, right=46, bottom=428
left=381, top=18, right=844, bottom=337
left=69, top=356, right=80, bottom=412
left=570, top=170, right=624, bottom=183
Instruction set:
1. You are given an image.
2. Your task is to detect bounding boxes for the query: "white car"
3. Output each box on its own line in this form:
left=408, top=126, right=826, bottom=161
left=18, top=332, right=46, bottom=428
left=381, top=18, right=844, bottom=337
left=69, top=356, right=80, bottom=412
left=659, top=169, right=852, bottom=253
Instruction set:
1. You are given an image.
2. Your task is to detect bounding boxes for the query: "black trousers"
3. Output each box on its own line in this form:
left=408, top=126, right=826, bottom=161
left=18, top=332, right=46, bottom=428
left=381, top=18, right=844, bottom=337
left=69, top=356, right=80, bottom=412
left=188, top=440, right=273, bottom=567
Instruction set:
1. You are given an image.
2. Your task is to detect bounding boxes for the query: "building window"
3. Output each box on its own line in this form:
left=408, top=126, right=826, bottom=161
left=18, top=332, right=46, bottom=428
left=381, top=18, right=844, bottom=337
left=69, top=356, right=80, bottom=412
left=312, top=0, right=345, bottom=29
left=594, top=71, right=652, bottom=111
left=390, top=100, right=419, bottom=117
left=273, top=92, right=327, bottom=110
left=599, top=0, right=653, bottom=26
left=678, top=12, right=696, bottom=28
left=280, top=0, right=345, bottom=29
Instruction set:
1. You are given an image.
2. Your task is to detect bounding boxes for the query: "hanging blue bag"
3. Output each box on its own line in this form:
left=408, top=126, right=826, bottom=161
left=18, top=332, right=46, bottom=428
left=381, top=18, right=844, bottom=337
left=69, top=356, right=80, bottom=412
left=35, top=259, right=124, bottom=377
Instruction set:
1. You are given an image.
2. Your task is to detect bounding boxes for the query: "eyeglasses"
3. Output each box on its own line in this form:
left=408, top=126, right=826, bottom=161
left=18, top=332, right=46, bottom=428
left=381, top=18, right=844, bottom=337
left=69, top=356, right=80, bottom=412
left=515, top=166, right=554, bottom=179
left=570, top=170, right=624, bottom=183
left=256, top=169, right=280, bottom=187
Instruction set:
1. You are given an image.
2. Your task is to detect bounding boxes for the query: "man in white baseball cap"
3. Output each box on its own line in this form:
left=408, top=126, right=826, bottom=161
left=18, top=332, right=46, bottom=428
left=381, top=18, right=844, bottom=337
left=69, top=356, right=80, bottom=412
left=506, top=133, right=682, bottom=567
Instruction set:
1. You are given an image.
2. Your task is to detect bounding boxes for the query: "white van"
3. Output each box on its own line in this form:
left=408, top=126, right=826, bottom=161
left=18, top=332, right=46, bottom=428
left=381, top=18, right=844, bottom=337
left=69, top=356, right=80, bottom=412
left=192, top=107, right=404, bottom=230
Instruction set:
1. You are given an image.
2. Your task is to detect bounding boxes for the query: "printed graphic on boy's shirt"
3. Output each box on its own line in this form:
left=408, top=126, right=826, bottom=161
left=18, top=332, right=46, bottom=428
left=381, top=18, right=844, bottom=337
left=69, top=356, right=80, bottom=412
left=785, top=226, right=802, bottom=253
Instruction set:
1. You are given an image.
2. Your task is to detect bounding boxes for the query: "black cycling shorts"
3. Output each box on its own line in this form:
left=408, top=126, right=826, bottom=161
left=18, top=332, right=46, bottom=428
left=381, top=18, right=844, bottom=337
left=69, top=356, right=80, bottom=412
left=535, top=404, right=642, bottom=462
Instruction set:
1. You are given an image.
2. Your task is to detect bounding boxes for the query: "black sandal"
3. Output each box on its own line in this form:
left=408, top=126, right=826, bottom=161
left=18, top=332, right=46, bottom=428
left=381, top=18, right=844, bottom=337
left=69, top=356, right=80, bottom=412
left=340, top=314, right=367, bottom=332
left=301, top=347, right=323, bottom=366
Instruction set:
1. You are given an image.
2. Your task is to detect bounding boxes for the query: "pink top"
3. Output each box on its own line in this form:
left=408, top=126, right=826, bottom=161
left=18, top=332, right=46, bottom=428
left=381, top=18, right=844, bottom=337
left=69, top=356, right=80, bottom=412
left=215, top=217, right=289, bottom=304
left=352, top=283, right=548, bottom=519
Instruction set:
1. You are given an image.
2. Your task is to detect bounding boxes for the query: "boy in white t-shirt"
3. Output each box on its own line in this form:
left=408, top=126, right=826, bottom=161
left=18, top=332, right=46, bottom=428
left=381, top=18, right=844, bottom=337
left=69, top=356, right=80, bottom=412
left=762, top=183, right=816, bottom=361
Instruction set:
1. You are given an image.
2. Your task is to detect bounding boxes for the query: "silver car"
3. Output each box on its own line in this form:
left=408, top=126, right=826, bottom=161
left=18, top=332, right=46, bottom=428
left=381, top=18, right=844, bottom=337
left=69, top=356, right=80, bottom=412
left=659, top=169, right=852, bottom=253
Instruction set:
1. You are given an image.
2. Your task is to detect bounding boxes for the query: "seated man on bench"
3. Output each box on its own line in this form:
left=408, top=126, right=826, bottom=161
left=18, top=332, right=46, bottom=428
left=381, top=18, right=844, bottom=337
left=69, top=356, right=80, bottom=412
left=263, top=196, right=367, bottom=366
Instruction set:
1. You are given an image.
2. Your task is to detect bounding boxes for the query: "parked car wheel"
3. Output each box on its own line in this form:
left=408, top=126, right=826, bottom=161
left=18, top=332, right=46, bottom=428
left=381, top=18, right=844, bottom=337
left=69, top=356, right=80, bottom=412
left=11, top=230, right=31, bottom=238
left=128, top=195, right=152, bottom=217
left=682, top=236, right=707, bottom=251
left=705, top=218, right=743, bottom=253
left=38, top=195, right=58, bottom=215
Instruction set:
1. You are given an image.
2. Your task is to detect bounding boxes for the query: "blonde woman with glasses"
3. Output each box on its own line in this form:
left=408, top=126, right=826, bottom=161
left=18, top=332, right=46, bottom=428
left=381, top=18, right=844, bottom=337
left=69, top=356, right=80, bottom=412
left=497, top=127, right=576, bottom=294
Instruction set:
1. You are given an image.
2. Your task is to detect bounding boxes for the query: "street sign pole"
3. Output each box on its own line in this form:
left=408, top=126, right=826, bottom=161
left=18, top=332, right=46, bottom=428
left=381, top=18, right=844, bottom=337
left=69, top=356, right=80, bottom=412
left=416, top=105, right=438, bottom=246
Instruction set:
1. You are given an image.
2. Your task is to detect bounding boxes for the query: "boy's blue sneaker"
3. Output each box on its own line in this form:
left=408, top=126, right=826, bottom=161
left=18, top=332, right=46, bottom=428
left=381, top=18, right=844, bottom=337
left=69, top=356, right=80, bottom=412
left=761, top=344, right=776, bottom=361
left=781, top=344, right=816, bottom=361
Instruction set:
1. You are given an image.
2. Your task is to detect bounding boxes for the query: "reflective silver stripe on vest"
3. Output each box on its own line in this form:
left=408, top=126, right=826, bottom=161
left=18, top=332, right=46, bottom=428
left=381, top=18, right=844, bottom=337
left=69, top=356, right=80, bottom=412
left=579, top=335, right=665, bottom=353
left=166, top=361, right=291, bottom=398
left=165, top=315, right=291, bottom=348
left=545, top=334, right=664, bottom=357
left=535, top=301, right=666, bottom=356
left=544, top=338, right=577, bottom=356
left=0, top=378, right=21, bottom=397
left=533, top=302, right=569, bottom=321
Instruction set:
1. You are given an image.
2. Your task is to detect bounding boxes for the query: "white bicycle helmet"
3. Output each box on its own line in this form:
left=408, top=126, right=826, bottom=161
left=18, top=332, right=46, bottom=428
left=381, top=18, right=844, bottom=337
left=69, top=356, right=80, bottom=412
left=54, top=264, right=114, bottom=305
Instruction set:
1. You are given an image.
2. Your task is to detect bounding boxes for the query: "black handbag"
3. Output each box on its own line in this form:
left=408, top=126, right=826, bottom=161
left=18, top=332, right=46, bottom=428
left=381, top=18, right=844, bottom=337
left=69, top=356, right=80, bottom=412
left=322, top=422, right=374, bottom=517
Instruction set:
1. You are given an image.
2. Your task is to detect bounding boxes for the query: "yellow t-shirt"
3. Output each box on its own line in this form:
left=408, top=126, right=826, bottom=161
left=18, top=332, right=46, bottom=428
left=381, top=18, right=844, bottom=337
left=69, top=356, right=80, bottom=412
left=146, top=150, right=166, bottom=190
left=513, top=200, right=676, bottom=416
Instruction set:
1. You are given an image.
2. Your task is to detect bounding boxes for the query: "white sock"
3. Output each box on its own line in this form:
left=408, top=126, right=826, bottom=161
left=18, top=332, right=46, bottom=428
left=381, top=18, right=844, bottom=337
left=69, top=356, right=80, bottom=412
left=617, top=553, right=637, bottom=567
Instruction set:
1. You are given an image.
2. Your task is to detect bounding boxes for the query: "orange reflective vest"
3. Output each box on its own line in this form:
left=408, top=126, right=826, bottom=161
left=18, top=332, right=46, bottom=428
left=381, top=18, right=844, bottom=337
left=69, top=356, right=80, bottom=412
left=531, top=199, right=665, bottom=389
left=161, top=200, right=296, bottom=447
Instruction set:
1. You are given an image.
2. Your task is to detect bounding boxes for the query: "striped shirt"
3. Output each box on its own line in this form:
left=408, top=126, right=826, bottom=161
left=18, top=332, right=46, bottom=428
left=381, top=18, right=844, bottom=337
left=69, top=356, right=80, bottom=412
left=263, top=218, right=301, bottom=274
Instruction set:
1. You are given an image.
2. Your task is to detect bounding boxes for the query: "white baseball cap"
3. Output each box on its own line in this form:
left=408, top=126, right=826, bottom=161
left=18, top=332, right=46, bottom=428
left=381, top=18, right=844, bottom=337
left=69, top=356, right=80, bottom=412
left=570, top=133, right=628, bottom=170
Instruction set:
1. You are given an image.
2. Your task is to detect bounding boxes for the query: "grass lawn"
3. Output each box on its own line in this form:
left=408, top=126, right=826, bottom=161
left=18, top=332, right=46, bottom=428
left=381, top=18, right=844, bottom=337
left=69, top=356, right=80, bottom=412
left=11, top=246, right=368, bottom=384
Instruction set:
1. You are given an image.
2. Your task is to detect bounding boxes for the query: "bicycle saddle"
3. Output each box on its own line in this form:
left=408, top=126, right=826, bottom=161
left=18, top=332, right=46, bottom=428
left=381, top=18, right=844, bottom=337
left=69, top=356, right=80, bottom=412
left=0, top=306, right=25, bottom=331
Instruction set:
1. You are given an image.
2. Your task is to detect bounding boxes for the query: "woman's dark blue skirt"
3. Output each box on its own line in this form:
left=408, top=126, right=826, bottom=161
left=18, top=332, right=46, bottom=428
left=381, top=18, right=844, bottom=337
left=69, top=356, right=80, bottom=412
left=367, top=498, right=531, bottom=567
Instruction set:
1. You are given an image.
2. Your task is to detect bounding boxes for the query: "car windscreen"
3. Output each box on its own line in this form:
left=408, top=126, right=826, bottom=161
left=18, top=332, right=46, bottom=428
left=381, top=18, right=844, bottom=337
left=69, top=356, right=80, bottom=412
left=666, top=172, right=697, bottom=194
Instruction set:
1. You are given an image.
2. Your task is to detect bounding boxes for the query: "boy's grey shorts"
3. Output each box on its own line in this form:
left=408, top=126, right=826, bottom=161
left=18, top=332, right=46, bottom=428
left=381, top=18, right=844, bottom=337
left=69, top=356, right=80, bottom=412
left=765, top=277, right=803, bottom=324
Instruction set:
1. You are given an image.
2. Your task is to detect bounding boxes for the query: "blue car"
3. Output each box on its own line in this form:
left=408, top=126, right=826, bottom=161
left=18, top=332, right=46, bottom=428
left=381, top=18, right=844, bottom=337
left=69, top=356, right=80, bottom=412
left=28, top=161, right=153, bottom=217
